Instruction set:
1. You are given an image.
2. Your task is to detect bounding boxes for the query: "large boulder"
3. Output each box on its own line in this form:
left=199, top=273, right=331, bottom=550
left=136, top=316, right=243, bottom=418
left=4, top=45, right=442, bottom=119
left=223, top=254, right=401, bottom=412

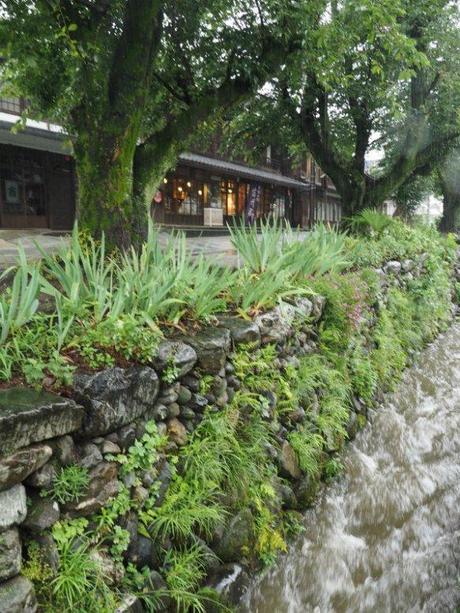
left=311, top=295, right=326, bottom=322
left=293, top=297, right=314, bottom=319
left=295, top=474, right=320, bottom=508
left=48, top=435, right=78, bottom=466
left=0, top=528, right=21, bottom=581
left=0, top=485, right=27, bottom=530
left=401, top=259, right=415, bottom=273
left=73, top=367, right=160, bottom=438
left=153, top=341, right=197, bottom=378
left=383, top=260, right=402, bottom=275
left=115, top=594, right=144, bottom=613
left=215, top=509, right=254, bottom=562
left=23, top=497, right=60, bottom=532
left=0, top=444, right=52, bottom=492
left=24, top=461, right=57, bottom=489
left=182, top=328, right=231, bottom=373
left=64, top=462, right=119, bottom=517
left=279, top=440, right=302, bottom=480
left=0, top=388, right=83, bottom=456
left=166, top=418, right=188, bottom=446
left=254, top=302, right=296, bottom=344
left=216, top=315, right=261, bottom=346
left=206, top=563, right=250, bottom=608
left=0, top=576, right=37, bottom=613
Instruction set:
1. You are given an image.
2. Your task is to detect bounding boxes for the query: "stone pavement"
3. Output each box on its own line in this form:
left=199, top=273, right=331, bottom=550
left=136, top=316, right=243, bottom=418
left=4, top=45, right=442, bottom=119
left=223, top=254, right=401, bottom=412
left=158, top=233, right=239, bottom=267
left=0, top=228, right=306, bottom=270
left=0, top=229, right=240, bottom=269
left=0, top=229, right=68, bottom=269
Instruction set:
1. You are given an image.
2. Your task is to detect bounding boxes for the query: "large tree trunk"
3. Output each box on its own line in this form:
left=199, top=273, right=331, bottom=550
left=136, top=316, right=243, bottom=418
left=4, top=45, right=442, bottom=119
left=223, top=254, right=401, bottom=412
left=439, top=186, right=460, bottom=233
left=72, top=0, right=162, bottom=250
left=74, top=128, right=146, bottom=251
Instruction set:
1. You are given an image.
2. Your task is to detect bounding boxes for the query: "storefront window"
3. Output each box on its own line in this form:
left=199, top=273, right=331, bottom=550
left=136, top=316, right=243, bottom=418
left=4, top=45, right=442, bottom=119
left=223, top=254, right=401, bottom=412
left=164, top=177, right=204, bottom=216
left=238, top=183, right=247, bottom=215
left=220, top=180, right=238, bottom=216
left=208, top=178, right=221, bottom=208
left=270, top=190, right=286, bottom=218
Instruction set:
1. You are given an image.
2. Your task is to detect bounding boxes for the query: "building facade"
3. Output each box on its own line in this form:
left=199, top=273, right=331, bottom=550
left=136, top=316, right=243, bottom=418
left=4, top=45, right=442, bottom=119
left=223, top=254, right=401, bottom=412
left=0, top=97, right=75, bottom=230
left=152, top=152, right=314, bottom=227
left=0, top=97, right=342, bottom=231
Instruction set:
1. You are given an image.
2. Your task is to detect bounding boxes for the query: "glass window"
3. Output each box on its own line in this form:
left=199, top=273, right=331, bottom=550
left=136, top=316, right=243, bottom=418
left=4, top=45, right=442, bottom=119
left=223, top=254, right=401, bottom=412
left=270, top=190, right=286, bottom=218
left=220, top=179, right=238, bottom=216
left=164, top=177, right=204, bottom=216
left=0, top=97, right=23, bottom=114
left=238, top=183, right=247, bottom=215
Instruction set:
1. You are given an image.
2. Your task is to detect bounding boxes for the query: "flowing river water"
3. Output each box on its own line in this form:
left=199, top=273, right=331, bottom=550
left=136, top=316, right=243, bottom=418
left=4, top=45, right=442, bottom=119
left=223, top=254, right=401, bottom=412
left=240, top=322, right=460, bottom=613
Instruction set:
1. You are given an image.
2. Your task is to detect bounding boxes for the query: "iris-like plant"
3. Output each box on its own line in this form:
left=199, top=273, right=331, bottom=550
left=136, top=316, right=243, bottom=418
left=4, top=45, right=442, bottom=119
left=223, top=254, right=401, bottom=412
left=38, top=225, right=115, bottom=321
left=283, top=223, right=350, bottom=280
left=228, top=216, right=288, bottom=273
left=0, top=249, right=40, bottom=344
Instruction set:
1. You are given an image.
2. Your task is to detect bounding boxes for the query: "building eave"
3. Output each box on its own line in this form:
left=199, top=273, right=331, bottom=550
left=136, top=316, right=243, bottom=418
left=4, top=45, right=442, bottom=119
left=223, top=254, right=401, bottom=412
left=0, top=119, right=72, bottom=156
left=178, top=152, right=312, bottom=191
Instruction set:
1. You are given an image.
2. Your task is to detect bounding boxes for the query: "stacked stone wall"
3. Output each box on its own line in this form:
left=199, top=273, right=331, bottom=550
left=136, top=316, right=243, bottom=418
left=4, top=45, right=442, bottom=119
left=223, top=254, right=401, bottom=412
left=0, top=252, right=458, bottom=612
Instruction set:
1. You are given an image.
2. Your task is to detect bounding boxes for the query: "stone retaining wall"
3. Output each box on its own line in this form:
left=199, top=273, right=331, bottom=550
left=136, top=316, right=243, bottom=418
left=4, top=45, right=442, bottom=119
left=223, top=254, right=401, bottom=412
left=0, top=253, right=458, bottom=612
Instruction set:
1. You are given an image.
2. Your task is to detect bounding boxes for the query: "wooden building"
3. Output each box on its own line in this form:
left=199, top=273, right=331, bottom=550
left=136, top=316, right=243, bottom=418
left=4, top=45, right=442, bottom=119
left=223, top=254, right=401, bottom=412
left=0, top=97, right=342, bottom=231
left=152, top=152, right=313, bottom=227
left=0, top=97, right=75, bottom=230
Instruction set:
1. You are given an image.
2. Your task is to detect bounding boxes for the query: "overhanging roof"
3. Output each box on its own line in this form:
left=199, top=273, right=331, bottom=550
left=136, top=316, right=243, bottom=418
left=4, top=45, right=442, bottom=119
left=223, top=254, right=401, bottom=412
left=179, top=152, right=311, bottom=190
left=0, top=120, right=72, bottom=155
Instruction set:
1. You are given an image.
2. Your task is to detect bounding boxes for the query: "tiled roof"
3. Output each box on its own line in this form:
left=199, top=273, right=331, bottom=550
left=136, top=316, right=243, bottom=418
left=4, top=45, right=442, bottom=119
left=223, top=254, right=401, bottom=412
left=179, top=152, right=312, bottom=190
left=0, top=116, right=71, bottom=155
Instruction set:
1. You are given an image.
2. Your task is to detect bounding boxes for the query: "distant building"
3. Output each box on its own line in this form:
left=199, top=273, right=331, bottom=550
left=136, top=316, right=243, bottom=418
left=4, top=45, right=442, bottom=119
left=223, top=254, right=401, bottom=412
left=153, top=151, right=312, bottom=227
left=416, top=194, right=443, bottom=223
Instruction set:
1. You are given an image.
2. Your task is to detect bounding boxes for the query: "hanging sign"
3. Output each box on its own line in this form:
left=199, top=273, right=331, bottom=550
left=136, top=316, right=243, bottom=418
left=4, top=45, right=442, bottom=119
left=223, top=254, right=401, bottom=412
left=5, top=180, right=20, bottom=204
left=246, top=183, right=261, bottom=224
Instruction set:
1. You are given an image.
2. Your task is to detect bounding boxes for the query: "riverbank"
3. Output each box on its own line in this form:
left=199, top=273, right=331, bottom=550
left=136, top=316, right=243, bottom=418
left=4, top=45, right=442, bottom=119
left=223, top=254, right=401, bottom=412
left=241, top=320, right=460, bottom=612
left=0, top=218, right=458, bottom=612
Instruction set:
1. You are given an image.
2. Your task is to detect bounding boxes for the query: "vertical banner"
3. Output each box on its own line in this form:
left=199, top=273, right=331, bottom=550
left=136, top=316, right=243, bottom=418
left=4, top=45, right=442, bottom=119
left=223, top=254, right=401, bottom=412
left=246, top=183, right=261, bottom=224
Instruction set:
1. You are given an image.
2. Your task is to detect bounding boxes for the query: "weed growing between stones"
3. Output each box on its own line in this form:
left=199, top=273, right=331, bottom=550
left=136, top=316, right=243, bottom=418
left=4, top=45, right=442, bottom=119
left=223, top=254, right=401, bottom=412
left=44, top=465, right=90, bottom=505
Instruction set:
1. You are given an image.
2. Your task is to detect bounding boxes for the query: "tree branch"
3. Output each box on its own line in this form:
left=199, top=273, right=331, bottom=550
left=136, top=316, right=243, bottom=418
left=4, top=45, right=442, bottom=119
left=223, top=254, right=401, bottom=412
left=370, top=130, right=460, bottom=202
left=152, top=71, right=190, bottom=105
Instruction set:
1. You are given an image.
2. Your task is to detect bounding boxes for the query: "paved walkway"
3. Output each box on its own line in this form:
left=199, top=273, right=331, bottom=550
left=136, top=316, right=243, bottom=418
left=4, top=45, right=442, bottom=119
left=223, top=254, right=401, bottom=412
left=0, top=229, right=68, bottom=269
left=0, top=228, right=306, bottom=269
left=158, top=233, right=238, bottom=267
left=0, top=229, right=240, bottom=268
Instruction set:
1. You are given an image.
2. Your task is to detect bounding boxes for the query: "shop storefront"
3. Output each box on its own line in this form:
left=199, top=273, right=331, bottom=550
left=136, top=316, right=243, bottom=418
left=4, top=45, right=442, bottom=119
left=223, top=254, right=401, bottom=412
left=151, top=152, right=309, bottom=227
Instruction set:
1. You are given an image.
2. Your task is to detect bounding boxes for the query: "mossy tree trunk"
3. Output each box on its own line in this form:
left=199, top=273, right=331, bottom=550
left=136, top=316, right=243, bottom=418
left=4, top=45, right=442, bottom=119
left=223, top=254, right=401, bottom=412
left=3, top=0, right=293, bottom=250
left=69, top=4, right=283, bottom=250
left=439, top=182, right=460, bottom=233
left=74, top=122, right=145, bottom=249
left=70, top=0, right=163, bottom=250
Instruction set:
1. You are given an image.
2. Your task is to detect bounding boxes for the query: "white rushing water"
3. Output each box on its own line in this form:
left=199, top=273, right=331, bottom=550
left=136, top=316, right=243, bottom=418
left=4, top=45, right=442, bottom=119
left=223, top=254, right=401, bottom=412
left=241, top=323, right=460, bottom=613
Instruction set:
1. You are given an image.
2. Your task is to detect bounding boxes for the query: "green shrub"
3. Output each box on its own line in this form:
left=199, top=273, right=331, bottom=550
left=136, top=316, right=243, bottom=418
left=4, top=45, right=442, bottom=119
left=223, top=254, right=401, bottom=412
left=50, top=539, right=117, bottom=612
left=15, top=218, right=460, bottom=612
left=350, top=208, right=395, bottom=237
left=228, top=216, right=287, bottom=274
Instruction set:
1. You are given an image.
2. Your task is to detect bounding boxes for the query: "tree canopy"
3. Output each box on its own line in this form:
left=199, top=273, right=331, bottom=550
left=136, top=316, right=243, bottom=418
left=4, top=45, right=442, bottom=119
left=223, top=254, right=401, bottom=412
left=224, top=0, right=460, bottom=216
left=0, top=0, right=303, bottom=246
